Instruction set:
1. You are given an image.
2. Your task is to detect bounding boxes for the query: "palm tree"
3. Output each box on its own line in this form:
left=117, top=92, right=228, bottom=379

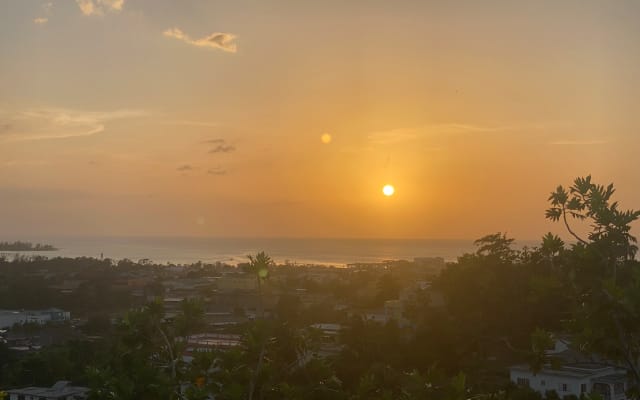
left=246, top=251, right=273, bottom=320
left=540, top=232, right=564, bottom=273
left=244, top=252, right=274, bottom=400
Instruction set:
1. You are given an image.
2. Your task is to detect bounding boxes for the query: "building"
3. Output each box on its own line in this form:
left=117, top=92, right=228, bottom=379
left=7, top=380, right=89, bottom=400
left=214, top=273, right=258, bottom=292
left=310, top=323, right=343, bottom=358
left=182, top=333, right=242, bottom=362
left=362, top=309, right=389, bottom=324
left=0, top=309, right=71, bottom=329
left=48, top=280, right=86, bottom=295
left=510, top=363, right=628, bottom=400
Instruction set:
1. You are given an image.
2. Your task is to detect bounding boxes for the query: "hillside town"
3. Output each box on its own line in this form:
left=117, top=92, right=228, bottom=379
left=1, top=217, right=638, bottom=400
left=0, top=255, right=445, bottom=352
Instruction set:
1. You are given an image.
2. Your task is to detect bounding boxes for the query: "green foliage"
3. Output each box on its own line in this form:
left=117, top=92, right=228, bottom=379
left=474, top=233, right=518, bottom=262
left=528, top=329, right=554, bottom=374
left=547, top=175, right=640, bottom=261
left=0, top=257, right=138, bottom=313
left=541, top=233, right=565, bottom=258
left=246, top=252, right=274, bottom=321
left=436, top=232, right=569, bottom=362
left=0, top=241, right=57, bottom=251
left=374, top=273, right=400, bottom=305
left=85, top=298, right=205, bottom=399
left=545, top=390, right=561, bottom=400
left=175, top=298, right=205, bottom=337
left=507, top=386, right=542, bottom=400
left=580, top=394, right=603, bottom=400
left=246, top=252, right=274, bottom=282
left=2, top=341, right=109, bottom=389
left=547, top=176, right=640, bottom=383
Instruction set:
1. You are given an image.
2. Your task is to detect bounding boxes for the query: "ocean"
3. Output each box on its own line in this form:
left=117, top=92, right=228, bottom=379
left=0, top=236, right=539, bottom=267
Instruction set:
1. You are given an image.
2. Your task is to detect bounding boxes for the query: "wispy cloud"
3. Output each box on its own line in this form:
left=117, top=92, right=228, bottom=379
left=163, top=120, right=219, bottom=128
left=163, top=28, right=237, bottom=53
left=204, top=138, right=226, bottom=144
left=76, top=0, right=124, bottom=16
left=367, top=123, right=506, bottom=145
left=0, top=108, right=146, bottom=141
left=3, top=159, right=51, bottom=168
left=204, top=138, right=236, bottom=154
left=33, top=2, right=53, bottom=25
left=209, top=144, right=236, bottom=154
left=367, top=128, right=420, bottom=145
left=207, top=166, right=227, bottom=176
left=549, top=139, right=609, bottom=146
left=177, top=164, right=193, bottom=172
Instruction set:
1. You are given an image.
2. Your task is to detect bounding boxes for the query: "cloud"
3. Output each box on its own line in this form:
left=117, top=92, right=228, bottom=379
left=76, top=0, right=95, bottom=15
left=3, top=159, right=50, bottom=168
left=204, top=138, right=226, bottom=144
left=209, top=144, right=236, bottom=154
left=204, top=138, right=236, bottom=154
left=102, top=0, right=124, bottom=10
left=367, top=128, right=420, bottom=145
left=549, top=139, right=608, bottom=145
left=33, top=2, right=53, bottom=25
left=177, top=165, right=193, bottom=172
left=163, top=28, right=237, bottom=53
left=43, top=2, right=53, bottom=13
left=367, top=123, right=509, bottom=145
left=207, top=166, right=227, bottom=176
left=76, top=0, right=124, bottom=16
left=163, top=120, right=219, bottom=128
left=0, top=108, right=146, bottom=141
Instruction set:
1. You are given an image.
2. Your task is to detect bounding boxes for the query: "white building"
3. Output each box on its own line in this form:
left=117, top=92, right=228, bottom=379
left=7, top=380, right=89, bottom=400
left=310, top=323, right=343, bottom=358
left=510, top=363, right=628, bottom=400
left=0, top=309, right=71, bottom=329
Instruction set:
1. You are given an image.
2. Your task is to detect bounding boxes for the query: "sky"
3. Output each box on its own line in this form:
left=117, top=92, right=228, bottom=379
left=0, top=0, right=639, bottom=240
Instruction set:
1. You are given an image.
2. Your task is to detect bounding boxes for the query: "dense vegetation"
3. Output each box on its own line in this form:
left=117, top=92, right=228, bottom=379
left=0, top=241, right=57, bottom=251
left=0, top=176, right=638, bottom=400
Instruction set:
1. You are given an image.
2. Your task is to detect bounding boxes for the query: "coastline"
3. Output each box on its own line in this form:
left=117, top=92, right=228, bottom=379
left=0, top=236, right=541, bottom=267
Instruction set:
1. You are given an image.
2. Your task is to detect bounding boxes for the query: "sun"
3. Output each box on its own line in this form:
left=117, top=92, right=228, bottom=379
left=382, top=184, right=395, bottom=197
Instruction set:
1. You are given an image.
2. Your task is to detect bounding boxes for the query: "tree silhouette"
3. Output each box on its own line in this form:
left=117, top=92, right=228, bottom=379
left=245, top=252, right=273, bottom=320
left=546, top=175, right=640, bottom=384
left=245, top=252, right=274, bottom=400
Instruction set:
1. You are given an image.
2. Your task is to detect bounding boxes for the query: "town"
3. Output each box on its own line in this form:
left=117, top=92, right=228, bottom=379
left=1, top=199, right=638, bottom=400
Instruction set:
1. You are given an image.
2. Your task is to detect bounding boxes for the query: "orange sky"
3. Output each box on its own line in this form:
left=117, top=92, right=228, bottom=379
left=1, top=0, right=639, bottom=240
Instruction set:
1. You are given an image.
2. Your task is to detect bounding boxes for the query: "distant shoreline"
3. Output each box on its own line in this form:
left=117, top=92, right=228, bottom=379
left=0, top=237, right=552, bottom=265
left=0, top=241, right=58, bottom=252
left=0, top=237, right=487, bottom=266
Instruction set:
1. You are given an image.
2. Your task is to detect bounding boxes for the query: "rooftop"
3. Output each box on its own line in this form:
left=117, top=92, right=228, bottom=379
left=510, top=363, right=620, bottom=379
left=594, top=374, right=628, bottom=384
left=7, top=381, right=89, bottom=398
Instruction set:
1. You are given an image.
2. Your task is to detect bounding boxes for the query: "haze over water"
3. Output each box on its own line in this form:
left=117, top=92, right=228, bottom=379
left=0, top=237, right=536, bottom=266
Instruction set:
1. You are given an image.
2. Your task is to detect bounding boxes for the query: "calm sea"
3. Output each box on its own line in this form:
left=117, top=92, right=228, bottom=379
left=0, top=237, right=539, bottom=267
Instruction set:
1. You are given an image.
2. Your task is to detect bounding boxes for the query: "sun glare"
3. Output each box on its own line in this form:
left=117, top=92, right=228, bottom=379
left=382, top=184, right=395, bottom=197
